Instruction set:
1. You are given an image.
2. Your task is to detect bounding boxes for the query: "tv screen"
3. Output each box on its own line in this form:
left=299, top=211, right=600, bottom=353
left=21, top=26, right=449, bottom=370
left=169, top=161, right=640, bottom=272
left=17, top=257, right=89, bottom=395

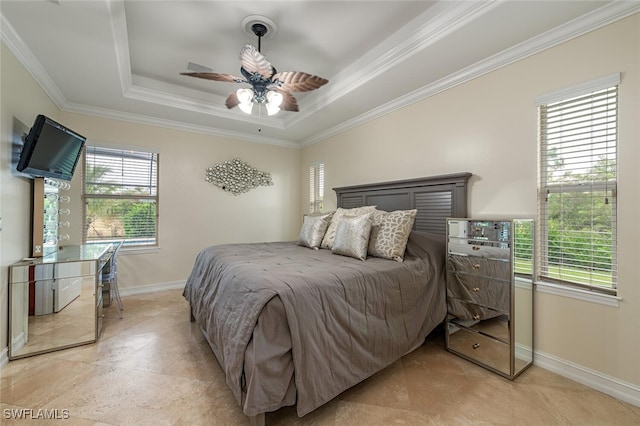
left=17, top=115, right=86, bottom=181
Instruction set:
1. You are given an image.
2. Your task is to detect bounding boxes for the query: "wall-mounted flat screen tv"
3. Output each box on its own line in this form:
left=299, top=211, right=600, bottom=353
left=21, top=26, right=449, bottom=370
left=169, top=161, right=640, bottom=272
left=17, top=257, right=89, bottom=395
left=17, top=115, right=86, bottom=181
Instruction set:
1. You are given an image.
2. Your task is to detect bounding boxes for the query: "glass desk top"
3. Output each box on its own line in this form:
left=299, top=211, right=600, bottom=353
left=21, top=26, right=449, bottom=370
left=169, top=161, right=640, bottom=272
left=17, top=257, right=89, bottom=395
left=42, top=242, right=115, bottom=263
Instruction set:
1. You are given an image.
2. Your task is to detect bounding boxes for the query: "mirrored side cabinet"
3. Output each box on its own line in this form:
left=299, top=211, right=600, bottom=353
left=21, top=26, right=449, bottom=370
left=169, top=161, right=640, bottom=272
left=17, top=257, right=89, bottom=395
left=445, top=218, right=534, bottom=380
left=8, top=243, right=115, bottom=360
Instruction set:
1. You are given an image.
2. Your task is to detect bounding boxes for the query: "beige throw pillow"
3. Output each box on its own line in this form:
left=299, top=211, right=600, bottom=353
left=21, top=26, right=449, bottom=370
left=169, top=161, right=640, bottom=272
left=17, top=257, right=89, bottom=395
left=297, top=212, right=333, bottom=250
left=320, top=205, right=377, bottom=249
left=368, top=209, right=417, bottom=261
left=331, top=213, right=373, bottom=261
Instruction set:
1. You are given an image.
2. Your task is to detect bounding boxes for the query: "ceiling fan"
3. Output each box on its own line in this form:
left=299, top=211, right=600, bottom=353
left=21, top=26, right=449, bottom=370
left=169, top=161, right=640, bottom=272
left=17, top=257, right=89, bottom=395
left=181, top=21, right=329, bottom=116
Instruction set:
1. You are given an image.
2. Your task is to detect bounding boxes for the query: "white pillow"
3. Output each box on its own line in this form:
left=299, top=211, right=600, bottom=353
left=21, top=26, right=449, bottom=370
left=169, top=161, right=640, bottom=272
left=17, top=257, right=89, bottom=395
left=331, top=213, right=373, bottom=261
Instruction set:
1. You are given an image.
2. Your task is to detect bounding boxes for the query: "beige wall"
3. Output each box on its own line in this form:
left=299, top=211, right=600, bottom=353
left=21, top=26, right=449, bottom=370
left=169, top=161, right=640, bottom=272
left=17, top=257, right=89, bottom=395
left=301, top=15, right=640, bottom=388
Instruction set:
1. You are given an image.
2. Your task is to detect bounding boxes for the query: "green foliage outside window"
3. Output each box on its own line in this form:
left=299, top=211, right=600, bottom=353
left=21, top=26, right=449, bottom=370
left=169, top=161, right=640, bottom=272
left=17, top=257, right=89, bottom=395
left=544, top=155, right=615, bottom=288
left=84, top=161, right=157, bottom=245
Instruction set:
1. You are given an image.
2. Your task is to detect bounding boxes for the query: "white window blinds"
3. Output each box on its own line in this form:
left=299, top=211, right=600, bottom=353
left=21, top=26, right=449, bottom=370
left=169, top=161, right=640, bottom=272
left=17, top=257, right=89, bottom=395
left=83, top=146, right=159, bottom=246
left=309, top=163, right=324, bottom=213
left=537, top=82, right=618, bottom=294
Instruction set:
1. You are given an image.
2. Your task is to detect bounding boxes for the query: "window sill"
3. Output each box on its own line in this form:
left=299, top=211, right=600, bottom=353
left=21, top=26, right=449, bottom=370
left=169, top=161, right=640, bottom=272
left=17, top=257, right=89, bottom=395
left=534, top=281, right=621, bottom=307
left=515, top=276, right=533, bottom=290
left=121, top=246, right=161, bottom=255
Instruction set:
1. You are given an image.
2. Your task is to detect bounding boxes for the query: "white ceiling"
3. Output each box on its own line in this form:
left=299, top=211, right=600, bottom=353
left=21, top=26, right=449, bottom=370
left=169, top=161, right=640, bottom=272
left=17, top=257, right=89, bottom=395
left=2, top=1, right=638, bottom=148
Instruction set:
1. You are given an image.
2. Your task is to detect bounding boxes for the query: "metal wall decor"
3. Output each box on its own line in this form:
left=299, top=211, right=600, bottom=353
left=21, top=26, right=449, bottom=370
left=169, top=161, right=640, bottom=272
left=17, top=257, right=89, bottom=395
left=205, top=158, right=273, bottom=195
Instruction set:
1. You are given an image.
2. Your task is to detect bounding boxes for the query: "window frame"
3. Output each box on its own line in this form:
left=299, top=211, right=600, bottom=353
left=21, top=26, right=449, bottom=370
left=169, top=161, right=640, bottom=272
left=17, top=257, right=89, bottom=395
left=536, top=73, right=619, bottom=296
left=309, top=162, right=325, bottom=214
left=82, top=144, right=159, bottom=248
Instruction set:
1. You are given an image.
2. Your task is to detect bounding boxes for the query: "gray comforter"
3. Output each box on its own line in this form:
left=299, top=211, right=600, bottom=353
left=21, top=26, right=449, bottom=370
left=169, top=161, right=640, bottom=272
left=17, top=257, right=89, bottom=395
left=183, top=231, right=447, bottom=417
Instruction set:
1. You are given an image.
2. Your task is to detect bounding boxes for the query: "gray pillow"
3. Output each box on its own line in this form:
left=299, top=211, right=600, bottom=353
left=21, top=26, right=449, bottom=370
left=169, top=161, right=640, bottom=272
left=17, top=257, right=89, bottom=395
left=297, top=212, right=333, bottom=249
left=331, top=213, right=373, bottom=261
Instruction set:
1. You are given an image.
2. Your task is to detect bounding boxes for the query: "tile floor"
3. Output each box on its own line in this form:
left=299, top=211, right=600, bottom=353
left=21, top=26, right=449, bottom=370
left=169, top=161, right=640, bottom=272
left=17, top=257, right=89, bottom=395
left=2, top=289, right=639, bottom=425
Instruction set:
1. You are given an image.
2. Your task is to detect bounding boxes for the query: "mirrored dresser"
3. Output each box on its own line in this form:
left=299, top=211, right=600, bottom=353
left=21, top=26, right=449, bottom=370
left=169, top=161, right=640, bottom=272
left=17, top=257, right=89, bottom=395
left=8, top=243, right=116, bottom=360
left=445, top=218, right=534, bottom=379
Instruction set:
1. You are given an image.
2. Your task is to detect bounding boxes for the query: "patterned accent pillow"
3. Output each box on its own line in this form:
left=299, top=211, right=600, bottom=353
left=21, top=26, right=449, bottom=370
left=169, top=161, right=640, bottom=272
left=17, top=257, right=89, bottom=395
left=368, top=209, right=417, bottom=261
left=297, top=212, right=333, bottom=250
left=320, top=205, right=377, bottom=249
left=331, top=213, right=373, bottom=261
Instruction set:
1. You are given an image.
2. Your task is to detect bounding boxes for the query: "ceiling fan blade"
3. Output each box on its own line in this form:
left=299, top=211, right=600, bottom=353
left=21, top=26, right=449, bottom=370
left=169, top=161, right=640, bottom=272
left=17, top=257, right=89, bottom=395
left=187, top=62, right=214, bottom=73
left=273, top=71, right=329, bottom=92
left=180, top=72, right=246, bottom=83
left=239, top=44, right=275, bottom=79
left=225, top=92, right=240, bottom=109
left=277, top=91, right=299, bottom=112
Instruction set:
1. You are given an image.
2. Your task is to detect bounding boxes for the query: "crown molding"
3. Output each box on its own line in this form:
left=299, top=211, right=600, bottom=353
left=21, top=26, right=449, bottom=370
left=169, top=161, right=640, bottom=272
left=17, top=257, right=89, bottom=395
left=0, top=14, right=67, bottom=109
left=300, top=1, right=640, bottom=147
left=61, top=102, right=299, bottom=149
left=285, top=0, right=500, bottom=130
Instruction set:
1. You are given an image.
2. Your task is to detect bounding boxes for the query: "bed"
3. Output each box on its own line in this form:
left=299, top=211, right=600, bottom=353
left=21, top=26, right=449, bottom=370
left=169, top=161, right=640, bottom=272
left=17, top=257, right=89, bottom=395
left=183, top=173, right=471, bottom=424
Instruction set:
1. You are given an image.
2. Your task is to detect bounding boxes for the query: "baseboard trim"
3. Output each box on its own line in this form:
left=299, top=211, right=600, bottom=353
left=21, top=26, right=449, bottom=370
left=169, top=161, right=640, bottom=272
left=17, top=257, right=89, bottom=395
left=535, top=349, right=640, bottom=408
left=118, top=281, right=185, bottom=297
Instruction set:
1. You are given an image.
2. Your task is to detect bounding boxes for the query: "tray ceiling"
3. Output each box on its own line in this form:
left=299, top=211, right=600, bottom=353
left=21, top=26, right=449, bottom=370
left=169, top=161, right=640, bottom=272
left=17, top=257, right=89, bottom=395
left=1, top=1, right=637, bottom=148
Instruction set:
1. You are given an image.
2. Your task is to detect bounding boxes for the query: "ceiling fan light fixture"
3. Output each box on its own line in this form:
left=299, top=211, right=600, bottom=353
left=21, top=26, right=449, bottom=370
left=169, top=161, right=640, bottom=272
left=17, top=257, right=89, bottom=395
left=237, top=88, right=254, bottom=114
left=265, top=104, right=280, bottom=116
left=266, top=90, right=283, bottom=107
left=237, top=88, right=254, bottom=103
left=265, top=90, right=283, bottom=116
left=238, top=101, right=254, bottom=115
left=266, top=105, right=280, bottom=116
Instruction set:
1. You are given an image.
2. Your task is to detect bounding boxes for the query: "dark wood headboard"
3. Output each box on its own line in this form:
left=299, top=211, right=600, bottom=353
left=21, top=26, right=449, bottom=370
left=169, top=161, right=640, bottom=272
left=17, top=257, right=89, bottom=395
left=334, top=173, right=471, bottom=235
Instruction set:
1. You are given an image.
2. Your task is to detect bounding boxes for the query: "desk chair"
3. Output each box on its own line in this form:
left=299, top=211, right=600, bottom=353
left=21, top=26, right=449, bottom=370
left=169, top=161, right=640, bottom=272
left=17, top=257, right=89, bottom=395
left=102, top=241, right=124, bottom=318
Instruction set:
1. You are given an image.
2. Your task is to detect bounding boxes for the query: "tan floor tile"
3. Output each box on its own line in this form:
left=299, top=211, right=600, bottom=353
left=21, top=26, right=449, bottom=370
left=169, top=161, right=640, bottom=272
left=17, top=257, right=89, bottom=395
left=334, top=400, right=436, bottom=425
left=110, top=331, right=226, bottom=383
left=533, top=385, right=640, bottom=425
left=340, top=359, right=412, bottom=410
left=267, top=398, right=339, bottom=425
left=1, top=359, right=104, bottom=408
left=48, top=331, right=159, bottom=365
left=42, top=366, right=211, bottom=425
left=172, top=381, right=251, bottom=426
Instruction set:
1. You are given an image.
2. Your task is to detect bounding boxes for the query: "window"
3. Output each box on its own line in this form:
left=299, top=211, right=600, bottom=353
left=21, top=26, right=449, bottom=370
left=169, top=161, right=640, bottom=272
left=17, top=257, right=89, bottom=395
left=537, top=74, right=618, bottom=294
left=309, top=162, right=324, bottom=213
left=83, top=145, right=159, bottom=247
